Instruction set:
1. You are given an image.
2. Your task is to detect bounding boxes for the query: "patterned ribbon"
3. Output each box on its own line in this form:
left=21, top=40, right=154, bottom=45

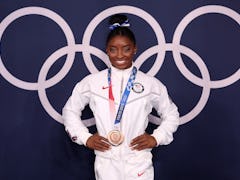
left=107, top=67, right=137, bottom=128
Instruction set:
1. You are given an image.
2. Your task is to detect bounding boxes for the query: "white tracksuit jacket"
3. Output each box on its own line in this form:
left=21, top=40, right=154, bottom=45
left=62, top=65, right=179, bottom=180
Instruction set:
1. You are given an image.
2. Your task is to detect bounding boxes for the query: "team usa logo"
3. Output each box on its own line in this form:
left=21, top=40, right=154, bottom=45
left=132, top=82, right=144, bottom=93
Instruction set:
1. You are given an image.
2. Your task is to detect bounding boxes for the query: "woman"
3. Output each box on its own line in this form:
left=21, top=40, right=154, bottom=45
left=62, top=14, right=179, bottom=180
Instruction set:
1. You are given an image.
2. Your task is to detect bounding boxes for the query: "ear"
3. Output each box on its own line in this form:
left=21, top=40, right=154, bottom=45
left=134, top=46, right=137, bottom=54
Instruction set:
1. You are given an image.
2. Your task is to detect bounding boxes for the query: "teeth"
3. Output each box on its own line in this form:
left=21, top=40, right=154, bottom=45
left=116, top=60, right=125, bottom=64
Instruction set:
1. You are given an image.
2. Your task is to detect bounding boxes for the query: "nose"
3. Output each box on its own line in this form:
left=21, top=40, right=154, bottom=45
left=117, top=50, right=124, bottom=59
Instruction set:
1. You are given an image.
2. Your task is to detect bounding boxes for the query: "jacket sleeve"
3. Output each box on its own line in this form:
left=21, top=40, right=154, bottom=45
left=150, top=78, right=180, bottom=146
left=62, top=76, right=93, bottom=146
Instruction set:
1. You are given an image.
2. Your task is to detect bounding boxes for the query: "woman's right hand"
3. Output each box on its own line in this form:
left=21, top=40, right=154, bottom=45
left=86, top=133, right=111, bottom=152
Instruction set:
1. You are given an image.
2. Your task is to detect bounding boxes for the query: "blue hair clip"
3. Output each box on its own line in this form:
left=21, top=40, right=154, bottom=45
left=109, top=19, right=130, bottom=30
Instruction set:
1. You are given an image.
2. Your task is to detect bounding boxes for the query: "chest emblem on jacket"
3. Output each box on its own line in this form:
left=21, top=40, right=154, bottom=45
left=132, top=82, right=144, bottom=93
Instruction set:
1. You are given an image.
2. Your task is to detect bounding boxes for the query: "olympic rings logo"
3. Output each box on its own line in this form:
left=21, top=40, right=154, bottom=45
left=0, top=5, right=239, bottom=126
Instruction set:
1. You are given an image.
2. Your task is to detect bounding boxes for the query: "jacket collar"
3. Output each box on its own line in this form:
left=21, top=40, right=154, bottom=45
left=110, top=64, right=134, bottom=76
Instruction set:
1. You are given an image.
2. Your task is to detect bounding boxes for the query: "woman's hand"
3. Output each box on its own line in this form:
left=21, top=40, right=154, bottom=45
left=86, top=133, right=111, bottom=152
left=130, top=133, right=157, bottom=151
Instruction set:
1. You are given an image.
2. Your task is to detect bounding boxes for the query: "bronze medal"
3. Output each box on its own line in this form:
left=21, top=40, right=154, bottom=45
left=107, top=130, right=124, bottom=146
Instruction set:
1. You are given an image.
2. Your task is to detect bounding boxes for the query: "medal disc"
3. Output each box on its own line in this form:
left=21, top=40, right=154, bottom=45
left=107, top=130, right=124, bottom=146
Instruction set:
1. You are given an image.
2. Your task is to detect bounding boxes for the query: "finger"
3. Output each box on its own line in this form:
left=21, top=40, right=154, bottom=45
left=131, top=135, right=143, bottom=143
left=94, top=134, right=109, bottom=142
left=94, top=144, right=106, bottom=152
left=132, top=133, right=153, bottom=145
left=135, top=144, right=148, bottom=151
left=132, top=142, right=148, bottom=151
left=92, top=141, right=108, bottom=151
left=97, top=135, right=109, bottom=144
left=97, top=135, right=110, bottom=146
left=94, top=137, right=111, bottom=148
left=96, top=140, right=111, bottom=149
left=130, top=136, right=146, bottom=146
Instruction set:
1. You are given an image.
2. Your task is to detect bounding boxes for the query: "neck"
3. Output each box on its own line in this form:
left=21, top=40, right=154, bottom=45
left=110, top=64, right=133, bottom=71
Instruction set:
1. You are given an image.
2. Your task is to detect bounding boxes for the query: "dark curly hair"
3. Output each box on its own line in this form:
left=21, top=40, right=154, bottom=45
left=106, top=14, right=136, bottom=46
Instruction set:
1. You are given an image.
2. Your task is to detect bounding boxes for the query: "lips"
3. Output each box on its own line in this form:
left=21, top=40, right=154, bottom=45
left=114, top=59, right=127, bottom=64
left=109, top=57, right=132, bottom=69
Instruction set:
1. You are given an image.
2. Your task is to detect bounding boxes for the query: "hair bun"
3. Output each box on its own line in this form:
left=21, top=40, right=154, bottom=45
left=109, top=14, right=130, bottom=30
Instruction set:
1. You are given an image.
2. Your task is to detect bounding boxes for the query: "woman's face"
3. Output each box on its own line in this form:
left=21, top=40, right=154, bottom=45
left=106, top=35, right=137, bottom=70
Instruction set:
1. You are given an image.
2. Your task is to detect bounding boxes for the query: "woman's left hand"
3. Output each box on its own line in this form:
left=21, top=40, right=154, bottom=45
left=130, top=133, right=157, bottom=151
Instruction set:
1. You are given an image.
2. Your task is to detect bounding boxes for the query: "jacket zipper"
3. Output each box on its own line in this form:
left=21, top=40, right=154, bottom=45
left=120, top=72, right=124, bottom=100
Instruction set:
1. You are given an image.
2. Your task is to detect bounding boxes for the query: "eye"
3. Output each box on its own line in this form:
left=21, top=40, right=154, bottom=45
left=109, top=47, right=116, bottom=53
left=123, top=46, right=131, bottom=52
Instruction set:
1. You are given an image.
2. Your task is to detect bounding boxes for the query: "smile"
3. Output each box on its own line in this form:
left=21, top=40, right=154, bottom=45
left=115, top=59, right=127, bottom=63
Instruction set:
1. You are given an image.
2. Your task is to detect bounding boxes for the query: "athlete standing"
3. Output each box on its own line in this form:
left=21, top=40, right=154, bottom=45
left=62, top=14, right=179, bottom=180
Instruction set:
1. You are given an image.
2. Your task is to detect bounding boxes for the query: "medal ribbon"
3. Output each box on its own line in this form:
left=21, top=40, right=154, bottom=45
left=108, top=69, right=116, bottom=122
left=108, top=66, right=137, bottom=128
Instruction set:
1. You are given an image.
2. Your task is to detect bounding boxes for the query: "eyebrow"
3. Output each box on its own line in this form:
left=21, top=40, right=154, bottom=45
left=109, top=45, right=131, bottom=48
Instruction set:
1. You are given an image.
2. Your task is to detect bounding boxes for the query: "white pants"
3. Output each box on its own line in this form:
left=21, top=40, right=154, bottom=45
left=94, top=154, right=154, bottom=180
